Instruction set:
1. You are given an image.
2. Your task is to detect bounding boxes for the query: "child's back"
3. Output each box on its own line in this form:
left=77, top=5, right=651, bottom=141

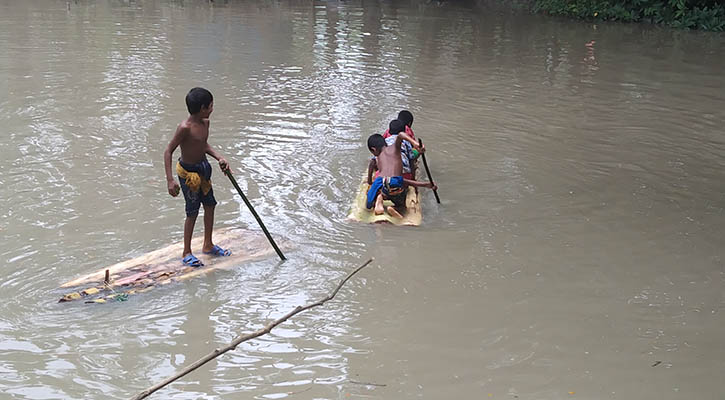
left=376, top=143, right=404, bottom=178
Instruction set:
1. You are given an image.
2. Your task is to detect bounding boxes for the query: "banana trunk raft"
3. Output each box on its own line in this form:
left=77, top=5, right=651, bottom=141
left=59, top=227, right=286, bottom=304
left=347, top=173, right=422, bottom=226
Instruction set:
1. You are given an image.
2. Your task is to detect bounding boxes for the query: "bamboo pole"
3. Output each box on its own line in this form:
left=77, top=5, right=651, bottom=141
left=224, top=169, right=285, bottom=261
left=130, top=258, right=374, bottom=400
left=418, top=138, right=440, bottom=203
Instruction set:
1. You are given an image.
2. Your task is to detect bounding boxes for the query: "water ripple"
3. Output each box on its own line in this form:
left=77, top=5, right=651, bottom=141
left=0, top=1, right=724, bottom=399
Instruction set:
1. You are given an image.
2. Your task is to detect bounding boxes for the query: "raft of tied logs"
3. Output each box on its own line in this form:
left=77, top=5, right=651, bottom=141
left=58, top=227, right=290, bottom=304
left=347, top=172, right=423, bottom=226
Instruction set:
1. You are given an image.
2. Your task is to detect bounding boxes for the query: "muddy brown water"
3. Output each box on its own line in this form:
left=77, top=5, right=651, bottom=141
left=1, top=1, right=724, bottom=399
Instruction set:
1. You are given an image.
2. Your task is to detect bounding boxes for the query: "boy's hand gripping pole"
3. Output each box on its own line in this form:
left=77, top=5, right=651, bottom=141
left=418, top=138, right=441, bottom=204
left=225, top=169, right=286, bottom=261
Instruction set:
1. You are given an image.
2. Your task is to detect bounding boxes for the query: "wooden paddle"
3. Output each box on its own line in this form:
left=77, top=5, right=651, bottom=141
left=225, top=169, right=286, bottom=261
left=418, top=138, right=440, bottom=203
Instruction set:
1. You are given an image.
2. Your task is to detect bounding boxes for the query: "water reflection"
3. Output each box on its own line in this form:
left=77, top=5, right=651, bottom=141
left=0, top=0, right=724, bottom=399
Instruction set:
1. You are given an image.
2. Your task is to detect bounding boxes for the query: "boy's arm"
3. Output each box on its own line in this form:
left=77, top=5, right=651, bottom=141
left=403, top=179, right=437, bottom=191
left=396, top=132, right=424, bottom=153
left=164, top=124, right=186, bottom=196
left=205, top=144, right=229, bottom=172
left=367, top=158, right=377, bottom=185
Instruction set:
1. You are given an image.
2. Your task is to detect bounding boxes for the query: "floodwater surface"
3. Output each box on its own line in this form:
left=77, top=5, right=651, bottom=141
left=1, top=0, right=724, bottom=399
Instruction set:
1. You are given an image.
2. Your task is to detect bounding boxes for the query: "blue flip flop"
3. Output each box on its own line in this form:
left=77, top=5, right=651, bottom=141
left=182, top=254, right=204, bottom=267
left=203, top=245, right=231, bottom=257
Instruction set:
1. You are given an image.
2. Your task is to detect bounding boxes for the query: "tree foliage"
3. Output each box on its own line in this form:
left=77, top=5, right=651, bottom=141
left=533, top=0, right=725, bottom=31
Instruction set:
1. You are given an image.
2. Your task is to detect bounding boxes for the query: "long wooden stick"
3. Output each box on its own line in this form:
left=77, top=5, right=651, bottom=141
left=130, top=258, right=374, bottom=400
left=224, top=169, right=286, bottom=261
left=418, top=138, right=440, bottom=203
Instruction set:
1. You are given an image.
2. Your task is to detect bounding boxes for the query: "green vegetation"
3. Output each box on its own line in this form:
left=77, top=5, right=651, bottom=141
left=532, top=0, right=725, bottom=31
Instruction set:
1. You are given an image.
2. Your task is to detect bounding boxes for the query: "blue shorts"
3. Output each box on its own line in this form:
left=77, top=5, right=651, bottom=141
left=178, top=158, right=217, bottom=217
left=366, top=176, right=405, bottom=209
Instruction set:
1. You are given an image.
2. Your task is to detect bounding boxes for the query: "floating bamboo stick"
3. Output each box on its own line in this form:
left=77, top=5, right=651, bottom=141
left=130, top=258, right=374, bottom=400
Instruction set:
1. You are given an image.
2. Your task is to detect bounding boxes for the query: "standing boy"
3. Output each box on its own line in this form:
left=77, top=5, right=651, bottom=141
left=164, top=87, right=231, bottom=267
left=366, top=120, right=437, bottom=218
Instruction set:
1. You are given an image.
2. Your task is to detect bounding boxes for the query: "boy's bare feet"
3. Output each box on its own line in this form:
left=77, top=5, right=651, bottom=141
left=374, top=193, right=385, bottom=215
left=386, top=206, right=403, bottom=219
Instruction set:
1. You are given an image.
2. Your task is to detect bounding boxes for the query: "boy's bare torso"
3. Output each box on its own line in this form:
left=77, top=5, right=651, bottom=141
left=376, top=145, right=404, bottom=178
left=178, top=117, right=210, bottom=164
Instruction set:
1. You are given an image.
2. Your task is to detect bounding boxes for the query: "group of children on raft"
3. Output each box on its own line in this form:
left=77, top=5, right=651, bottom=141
left=165, top=88, right=436, bottom=267
left=365, top=110, right=437, bottom=219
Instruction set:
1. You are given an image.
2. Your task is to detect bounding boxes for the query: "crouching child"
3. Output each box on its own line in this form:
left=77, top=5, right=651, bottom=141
left=366, top=128, right=437, bottom=218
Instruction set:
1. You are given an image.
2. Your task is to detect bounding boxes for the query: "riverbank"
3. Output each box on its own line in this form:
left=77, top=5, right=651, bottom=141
left=531, top=0, right=725, bottom=31
left=481, top=0, right=725, bottom=31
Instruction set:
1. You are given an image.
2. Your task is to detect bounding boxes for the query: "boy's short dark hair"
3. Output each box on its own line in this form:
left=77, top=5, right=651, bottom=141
left=397, top=110, right=413, bottom=127
left=186, top=87, right=213, bottom=114
left=367, top=134, right=386, bottom=151
left=389, top=119, right=405, bottom=135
